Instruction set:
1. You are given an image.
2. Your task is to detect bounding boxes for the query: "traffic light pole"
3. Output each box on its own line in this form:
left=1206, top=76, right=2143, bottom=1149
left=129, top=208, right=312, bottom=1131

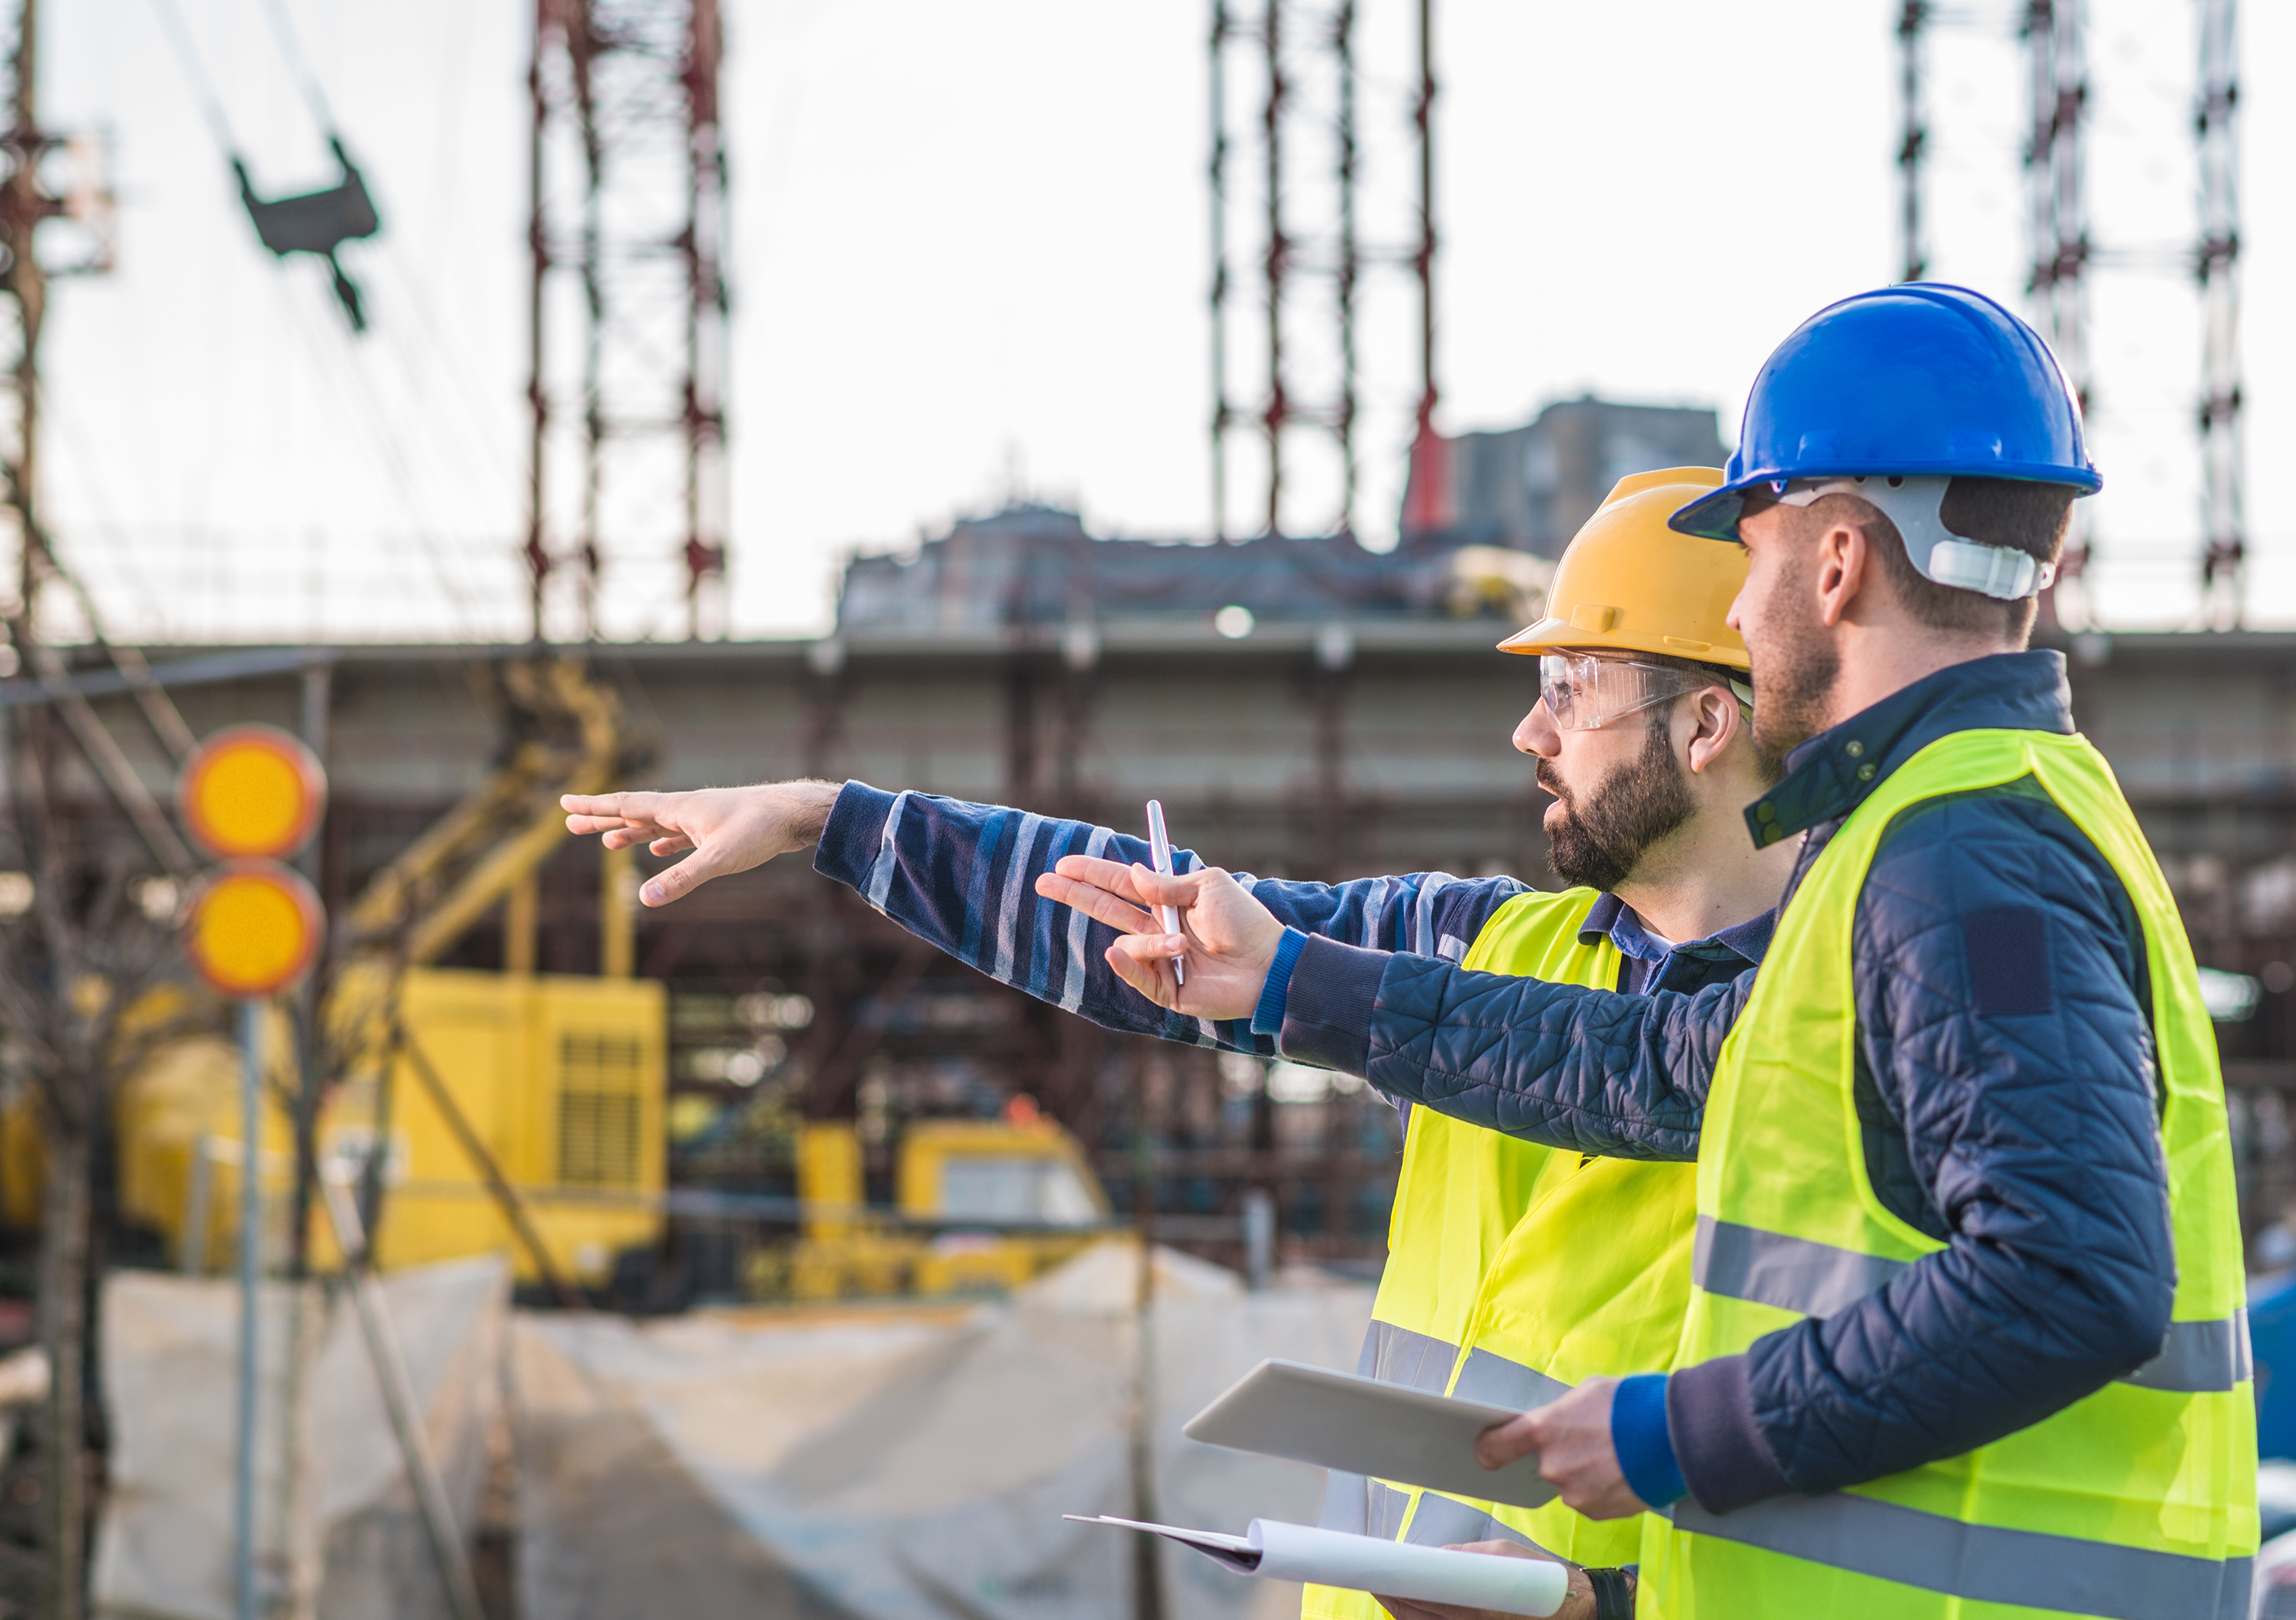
left=233, top=997, right=264, bottom=1620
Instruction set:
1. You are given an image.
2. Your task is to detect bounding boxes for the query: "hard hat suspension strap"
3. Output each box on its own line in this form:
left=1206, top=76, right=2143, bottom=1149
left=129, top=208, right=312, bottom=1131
left=1778, top=475, right=2055, bottom=601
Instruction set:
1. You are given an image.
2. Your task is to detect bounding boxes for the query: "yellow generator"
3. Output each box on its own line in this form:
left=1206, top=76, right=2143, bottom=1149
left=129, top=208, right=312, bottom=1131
left=311, top=965, right=666, bottom=1287
left=787, top=1111, right=1108, bottom=1300
left=3, top=966, right=667, bottom=1291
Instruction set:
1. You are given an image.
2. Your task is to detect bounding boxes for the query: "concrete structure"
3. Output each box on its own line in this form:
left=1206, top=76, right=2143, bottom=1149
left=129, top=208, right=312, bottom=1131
left=9, top=516, right=2295, bottom=1285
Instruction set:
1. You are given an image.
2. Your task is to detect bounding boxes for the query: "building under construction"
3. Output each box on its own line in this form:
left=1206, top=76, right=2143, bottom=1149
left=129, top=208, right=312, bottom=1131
left=6, top=485, right=2294, bottom=1305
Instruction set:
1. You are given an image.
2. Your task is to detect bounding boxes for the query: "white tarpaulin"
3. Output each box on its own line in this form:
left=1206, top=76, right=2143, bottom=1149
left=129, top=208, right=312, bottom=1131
left=93, top=1256, right=509, bottom=1620
left=513, top=1241, right=1375, bottom=1620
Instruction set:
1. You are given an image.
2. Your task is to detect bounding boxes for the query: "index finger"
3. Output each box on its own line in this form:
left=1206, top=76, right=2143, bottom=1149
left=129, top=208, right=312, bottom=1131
left=1127, top=863, right=1222, bottom=906
left=566, top=813, right=655, bottom=836
left=561, top=792, right=663, bottom=819
left=1051, top=854, right=1151, bottom=905
left=1034, top=871, right=1159, bottom=936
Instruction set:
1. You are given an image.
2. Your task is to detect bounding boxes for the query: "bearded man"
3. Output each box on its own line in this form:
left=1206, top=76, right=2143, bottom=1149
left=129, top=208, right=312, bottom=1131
left=564, top=468, right=1789, bottom=1620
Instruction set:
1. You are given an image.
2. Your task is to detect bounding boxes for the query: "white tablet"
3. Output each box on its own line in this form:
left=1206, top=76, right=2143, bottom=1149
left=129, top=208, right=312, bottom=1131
left=1181, top=1358, right=1559, bottom=1511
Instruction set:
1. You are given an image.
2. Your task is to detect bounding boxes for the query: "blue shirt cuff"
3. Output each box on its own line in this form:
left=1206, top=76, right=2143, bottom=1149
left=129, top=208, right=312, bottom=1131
left=1250, top=928, right=1310, bottom=1036
left=1610, top=1373, right=1687, bottom=1509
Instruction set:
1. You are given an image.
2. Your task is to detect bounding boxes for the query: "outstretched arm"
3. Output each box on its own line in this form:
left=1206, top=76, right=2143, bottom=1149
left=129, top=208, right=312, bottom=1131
left=565, top=779, right=1527, bottom=1053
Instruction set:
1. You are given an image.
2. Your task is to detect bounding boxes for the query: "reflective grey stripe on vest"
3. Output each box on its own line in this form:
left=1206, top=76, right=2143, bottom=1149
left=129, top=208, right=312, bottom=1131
left=1671, top=1492, right=2251, bottom=1620
left=1400, top=1491, right=1551, bottom=1556
left=1316, top=1470, right=1370, bottom=1535
left=1319, top=1323, right=1468, bottom=1542
left=1693, top=1214, right=1909, bottom=1319
left=1366, top=1479, right=1414, bottom=1540
left=1315, top=1475, right=1417, bottom=1541
left=1327, top=1324, right=1575, bottom=1553
left=1694, top=1215, right=2251, bottom=1392
left=1358, top=1319, right=1460, bottom=1393
left=2122, top=1309, right=2254, bottom=1394
left=1449, top=1347, right=1574, bottom=1413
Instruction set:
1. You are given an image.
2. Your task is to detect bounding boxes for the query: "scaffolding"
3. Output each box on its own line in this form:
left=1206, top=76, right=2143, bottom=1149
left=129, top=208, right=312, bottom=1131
left=1894, top=0, right=2243, bottom=625
left=526, top=0, right=729, bottom=644
left=2196, top=0, right=2243, bottom=625
left=1895, top=2, right=1930, bottom=284
left=2023, top=0, right=2091, bottom=593
left=1209, top=0, right=1433, bottom=542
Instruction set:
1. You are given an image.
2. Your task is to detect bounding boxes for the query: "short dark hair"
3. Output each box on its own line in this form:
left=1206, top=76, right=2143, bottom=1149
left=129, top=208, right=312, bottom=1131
left=1855, top=477, right=2074, bottom=645
left=1631, top=651, right=1785, bottom=785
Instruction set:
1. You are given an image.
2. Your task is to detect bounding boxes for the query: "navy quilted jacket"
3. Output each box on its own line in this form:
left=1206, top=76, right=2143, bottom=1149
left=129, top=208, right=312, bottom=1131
left=1274, top=651, right=2180, bottom=1512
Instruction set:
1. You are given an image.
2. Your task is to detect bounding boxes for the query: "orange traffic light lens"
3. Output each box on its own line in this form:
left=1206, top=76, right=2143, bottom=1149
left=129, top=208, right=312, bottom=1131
left=180, top=726, right=325, bottom=862
left=186, top=864, right=322, bottom=997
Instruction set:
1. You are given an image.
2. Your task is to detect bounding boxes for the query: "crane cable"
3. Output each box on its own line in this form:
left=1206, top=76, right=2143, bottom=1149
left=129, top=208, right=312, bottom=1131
left=143, top=0, right=240, bottom=157
left=252, top=0, right=339, bottom=135
left=145, top=0, right=343, bottom=159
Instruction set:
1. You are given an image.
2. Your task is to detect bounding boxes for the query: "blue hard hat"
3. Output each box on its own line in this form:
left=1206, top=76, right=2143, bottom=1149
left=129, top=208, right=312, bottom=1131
left=1671, top=282, right=2101, bottom=541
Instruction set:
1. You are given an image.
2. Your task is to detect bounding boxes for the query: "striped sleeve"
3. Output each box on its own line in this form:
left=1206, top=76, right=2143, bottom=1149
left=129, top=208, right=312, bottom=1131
left=813, top=781, right=1533, bottom=1053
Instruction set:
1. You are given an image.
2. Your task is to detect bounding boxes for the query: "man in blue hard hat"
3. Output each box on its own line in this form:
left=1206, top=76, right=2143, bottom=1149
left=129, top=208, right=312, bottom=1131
left=1068, top=283, right=2256, bottom=1619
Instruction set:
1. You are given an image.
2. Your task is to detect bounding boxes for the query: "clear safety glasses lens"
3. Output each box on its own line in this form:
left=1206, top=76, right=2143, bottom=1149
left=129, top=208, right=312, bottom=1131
left=1538, top=655, right=1713, bottom=732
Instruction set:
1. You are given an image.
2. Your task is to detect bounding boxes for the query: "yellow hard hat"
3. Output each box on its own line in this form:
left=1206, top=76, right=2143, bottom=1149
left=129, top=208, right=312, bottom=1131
left=1496, top=466, right=1749, bottom=670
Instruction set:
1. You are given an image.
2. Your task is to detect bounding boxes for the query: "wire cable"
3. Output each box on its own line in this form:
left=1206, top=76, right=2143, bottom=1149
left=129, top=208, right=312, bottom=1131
left=253, top=0, right=340, bottom=134
left=141, top=0, right=242, bottom=156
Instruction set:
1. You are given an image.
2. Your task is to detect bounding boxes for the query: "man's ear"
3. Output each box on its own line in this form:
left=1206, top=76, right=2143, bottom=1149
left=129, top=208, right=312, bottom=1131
left=1812, top=520, right=1872, bottom=628
left=1683, top=688, right=1739, bottom=777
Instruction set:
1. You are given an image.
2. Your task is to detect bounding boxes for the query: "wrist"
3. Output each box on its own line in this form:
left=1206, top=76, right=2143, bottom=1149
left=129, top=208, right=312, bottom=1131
left=1249, top=928, right=1309, bottom=1036
left=779, top=779, right=842, bottom=847
left=1584, top=1567, right=1633, bottom=1620
left=1610, top=1373, right=1686, bottom=1509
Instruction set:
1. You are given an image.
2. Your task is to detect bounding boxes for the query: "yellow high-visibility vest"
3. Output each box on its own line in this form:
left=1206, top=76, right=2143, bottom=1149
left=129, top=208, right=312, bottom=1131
left=1639, top=729, right=2257, bottom=1620
left=1304, top=889, right=1697, bottom=1618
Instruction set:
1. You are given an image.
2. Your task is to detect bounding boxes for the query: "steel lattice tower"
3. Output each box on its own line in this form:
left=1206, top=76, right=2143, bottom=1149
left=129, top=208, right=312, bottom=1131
left=527, top=0, right=729, bottom=643
left=1895, top=1, right=1930, bottom=284
left=2023, top=0, right=2092, bottom=594
left=2196, top=0, right=2243, bottom=625
left=1908, top=2, right=2245, bottom=627
left=1209, top=0, right=1431, bottom=541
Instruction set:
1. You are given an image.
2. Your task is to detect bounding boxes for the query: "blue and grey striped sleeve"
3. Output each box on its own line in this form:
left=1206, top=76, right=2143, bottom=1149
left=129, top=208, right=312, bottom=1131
left=812, top=781, right=1530, bottom=1054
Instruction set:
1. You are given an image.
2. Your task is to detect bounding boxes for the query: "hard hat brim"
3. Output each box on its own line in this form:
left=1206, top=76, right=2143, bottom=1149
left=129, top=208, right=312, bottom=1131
left=1496, top=616, right=1578, bottom=656
left=1495, top=615, right=1751, bottom=671
left=1669, top=460, right=2104, bottom=542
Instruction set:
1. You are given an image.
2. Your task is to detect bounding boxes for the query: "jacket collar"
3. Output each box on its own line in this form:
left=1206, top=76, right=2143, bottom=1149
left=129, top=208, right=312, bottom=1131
left=1742, top=649, right=2074, bottom=847
left=1582, top=890, right=1777, bottom=966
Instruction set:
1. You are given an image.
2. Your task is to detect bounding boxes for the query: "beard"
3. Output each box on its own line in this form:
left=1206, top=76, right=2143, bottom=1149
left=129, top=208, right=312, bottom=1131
left=1747, top=558, right=1842, bottom=759
left=1538, top=721, right=1696, bottom=893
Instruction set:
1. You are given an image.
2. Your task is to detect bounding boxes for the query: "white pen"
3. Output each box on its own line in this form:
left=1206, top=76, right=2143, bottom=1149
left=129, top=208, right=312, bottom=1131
left=1145, top=799, right=1187, bottom=987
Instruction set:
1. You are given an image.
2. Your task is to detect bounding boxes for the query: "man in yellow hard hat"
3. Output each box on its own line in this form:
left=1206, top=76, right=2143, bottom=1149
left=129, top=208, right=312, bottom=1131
left=1076, top=289, right=2255, bottom=1620
left=563, top=468, right=1795, bottom=1620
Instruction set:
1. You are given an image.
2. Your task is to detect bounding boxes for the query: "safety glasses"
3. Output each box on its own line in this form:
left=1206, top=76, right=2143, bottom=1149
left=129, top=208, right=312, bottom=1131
left=1538, top=652, right=1747, bottom=733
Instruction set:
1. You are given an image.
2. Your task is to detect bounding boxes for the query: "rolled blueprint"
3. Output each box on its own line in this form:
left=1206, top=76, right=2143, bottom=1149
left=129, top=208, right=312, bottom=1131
left=1066, top=1515, right=1569, bottom=1617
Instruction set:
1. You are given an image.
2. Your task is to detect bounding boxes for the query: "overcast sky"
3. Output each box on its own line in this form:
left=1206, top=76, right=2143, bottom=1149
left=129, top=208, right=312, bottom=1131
left=34, top=0, right=2296, bottom=643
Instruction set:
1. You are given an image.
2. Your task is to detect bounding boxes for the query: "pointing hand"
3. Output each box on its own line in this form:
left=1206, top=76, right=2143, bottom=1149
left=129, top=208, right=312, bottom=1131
left=561, top=781, right=841, bottom=906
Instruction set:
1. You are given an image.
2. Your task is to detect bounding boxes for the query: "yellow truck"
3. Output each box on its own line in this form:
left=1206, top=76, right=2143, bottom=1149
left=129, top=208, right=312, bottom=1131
left=786, top=1111, right=1108, bottom=1299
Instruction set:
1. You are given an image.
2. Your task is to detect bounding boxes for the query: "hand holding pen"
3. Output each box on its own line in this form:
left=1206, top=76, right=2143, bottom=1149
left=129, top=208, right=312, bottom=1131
left=1146, top=800, right=1186, bottom=987
left=1032, top=808, right=1287, bottom=1020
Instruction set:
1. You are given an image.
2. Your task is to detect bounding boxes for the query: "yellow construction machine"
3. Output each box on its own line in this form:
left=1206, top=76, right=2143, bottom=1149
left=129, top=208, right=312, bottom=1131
left=4, top=659, right=667, bottom=1292
left=782, top=1104, right=1109, bottom=1300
